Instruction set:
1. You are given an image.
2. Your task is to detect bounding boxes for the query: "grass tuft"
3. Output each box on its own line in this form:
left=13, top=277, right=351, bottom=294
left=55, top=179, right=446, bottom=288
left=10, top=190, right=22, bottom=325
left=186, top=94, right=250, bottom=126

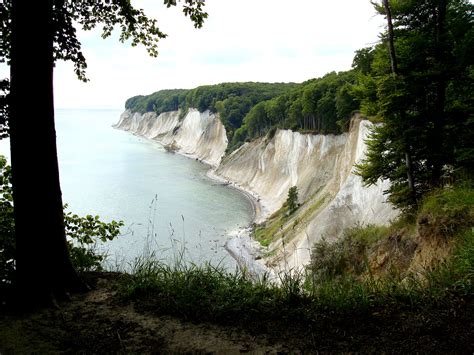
left=114, top=185, right=473, bottom=329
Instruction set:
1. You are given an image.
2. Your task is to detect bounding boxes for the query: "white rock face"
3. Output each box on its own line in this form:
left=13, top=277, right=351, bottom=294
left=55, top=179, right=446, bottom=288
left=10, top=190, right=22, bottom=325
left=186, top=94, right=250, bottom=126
left=289, top=120, right=398, bottom=270
left=214, top=118, right=398, bottom=270
left=115, top=110, right=398, bottom=270
left=216, top=130, right=347, bottom=222
left=115, top=108, right=227, bottom=167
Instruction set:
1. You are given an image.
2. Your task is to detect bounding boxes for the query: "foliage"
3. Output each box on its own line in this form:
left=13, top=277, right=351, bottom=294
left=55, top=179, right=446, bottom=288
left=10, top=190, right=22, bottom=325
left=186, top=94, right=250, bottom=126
left=64, top=207, right=123, bottom=272
left=125, top=70, right=368, bottom=150
left=110, top=183, right=474, bottom=330
left=125, top=82, right=298, bottom=145
left=253, top=206, right=289, bottom=247
left=125, top=89, right=189, bottom=115
left=0, top=0, right=207, bottom=298
left=0, top=157, right=14, bottom=289
left=0, top=79, right=8, bottom=139
left=0, top=157, right=123, bottom=292
left=450, top=229, right=474, bottom=291
left=0, top=0, right=208, bottom=299
left=234, top=71, right=362, bottom=148
left=2, top=0, right=207, bottom=137
left=0, top=0, right=207, bottom=82
left=308, top=184, right=473, bottom=290
left=309, top=225, right=388, bottom=282
left=0, top=0, right=208, bottom=139
left=357, top=0, right=474, bottom=209
left=419, top=184, right=474, bottom=237
left=120, top=209, right=473, bottom=327
left=287, top=186, right=299, bottom=214
left=120, top=258, right=287, bottom=324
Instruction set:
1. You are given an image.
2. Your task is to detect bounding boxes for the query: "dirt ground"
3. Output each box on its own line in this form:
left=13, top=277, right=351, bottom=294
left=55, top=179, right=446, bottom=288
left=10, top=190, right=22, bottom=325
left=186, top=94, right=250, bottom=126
left=1, top=273, right=473, bottom=354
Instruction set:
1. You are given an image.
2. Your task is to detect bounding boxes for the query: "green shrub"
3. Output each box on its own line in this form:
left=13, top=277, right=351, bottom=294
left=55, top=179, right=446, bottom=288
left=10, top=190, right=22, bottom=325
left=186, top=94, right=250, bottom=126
left=309, top=225, right=388, bottom=282
left=0, top=157, right=14, bottom=288
left=64, top=206, right=123, bottom=271
left=417, top=185, right=474, bottom=292
left=419, top=186, right=474, bottom=237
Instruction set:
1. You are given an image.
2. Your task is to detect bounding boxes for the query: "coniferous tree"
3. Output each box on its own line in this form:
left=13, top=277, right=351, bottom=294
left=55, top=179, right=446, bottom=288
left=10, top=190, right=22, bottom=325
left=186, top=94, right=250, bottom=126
left=287, top=186, right=299, bottom=214
left=357, top=0, right=474, bottom=210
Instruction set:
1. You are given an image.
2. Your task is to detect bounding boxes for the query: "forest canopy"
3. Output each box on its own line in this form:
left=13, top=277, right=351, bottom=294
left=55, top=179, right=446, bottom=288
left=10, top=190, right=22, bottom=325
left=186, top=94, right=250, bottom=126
left=124, top=72, right=364, bottom=150
left=125, top=82, right=298, bottom=145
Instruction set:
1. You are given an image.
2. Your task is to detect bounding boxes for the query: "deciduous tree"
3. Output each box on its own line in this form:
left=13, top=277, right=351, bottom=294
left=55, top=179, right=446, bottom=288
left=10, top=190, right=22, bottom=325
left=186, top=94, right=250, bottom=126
left=0, top=0, right=207, bottom=304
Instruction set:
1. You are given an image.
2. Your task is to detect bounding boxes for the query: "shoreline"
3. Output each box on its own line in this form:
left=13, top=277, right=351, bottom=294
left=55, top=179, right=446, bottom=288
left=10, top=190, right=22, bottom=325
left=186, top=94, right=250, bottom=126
left=114, top=123, right=273, bottom=277
left=206, top=169, right=264, bottom=224
left=170, top=152, right=275, bottom=279
left=205, top=169, right=275, bottom=279
left=224, top=227, right=273, bottom=280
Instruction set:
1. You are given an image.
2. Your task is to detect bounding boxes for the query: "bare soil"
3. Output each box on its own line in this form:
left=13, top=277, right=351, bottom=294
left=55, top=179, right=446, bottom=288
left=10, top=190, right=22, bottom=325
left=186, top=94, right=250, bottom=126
left=1, top=272, right=473, bottom=354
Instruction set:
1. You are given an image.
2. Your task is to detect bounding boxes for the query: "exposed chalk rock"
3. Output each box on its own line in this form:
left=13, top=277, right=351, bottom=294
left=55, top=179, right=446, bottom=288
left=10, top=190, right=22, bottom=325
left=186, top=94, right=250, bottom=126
left=115, top=108, right=227, bottom=167
left=115, top=110, right=398, bottom=271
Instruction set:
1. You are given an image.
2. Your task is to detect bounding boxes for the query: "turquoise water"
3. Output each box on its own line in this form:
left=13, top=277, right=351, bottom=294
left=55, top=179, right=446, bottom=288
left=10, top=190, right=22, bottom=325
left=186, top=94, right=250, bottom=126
left=1, top=109, right=254, bottom=269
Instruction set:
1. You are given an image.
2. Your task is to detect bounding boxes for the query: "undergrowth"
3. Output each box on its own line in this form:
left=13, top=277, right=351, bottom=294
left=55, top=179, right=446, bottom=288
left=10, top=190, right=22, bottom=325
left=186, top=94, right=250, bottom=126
left=117, top=184, right=473, bottom=326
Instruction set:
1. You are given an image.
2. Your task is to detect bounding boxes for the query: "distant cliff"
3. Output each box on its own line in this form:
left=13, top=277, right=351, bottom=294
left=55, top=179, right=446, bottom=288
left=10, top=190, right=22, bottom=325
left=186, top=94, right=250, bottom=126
left=115, top=109, right=398, bottom=270
left=114, top=109, right=227, bottom=167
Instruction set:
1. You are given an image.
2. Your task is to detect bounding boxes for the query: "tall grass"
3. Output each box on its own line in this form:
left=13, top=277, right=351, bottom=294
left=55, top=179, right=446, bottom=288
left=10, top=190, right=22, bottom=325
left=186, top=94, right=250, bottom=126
left=118, top=241, right=472, bottom=327
left=115, top=185, right=473, bottom=326
left=119, top=256, right=294, bottom=323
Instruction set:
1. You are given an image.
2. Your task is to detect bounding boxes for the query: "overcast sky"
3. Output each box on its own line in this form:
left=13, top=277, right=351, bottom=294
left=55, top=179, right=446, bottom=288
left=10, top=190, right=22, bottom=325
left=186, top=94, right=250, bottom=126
left=3, top=0, right=386, bottom=109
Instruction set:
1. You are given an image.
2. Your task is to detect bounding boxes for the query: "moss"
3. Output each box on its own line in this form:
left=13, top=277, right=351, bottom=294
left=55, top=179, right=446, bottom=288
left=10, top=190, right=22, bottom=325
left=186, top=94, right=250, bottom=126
left=298, top=196, right=327, bottom=226
left=253, top=206, right=289, bottom=247
left=253, top=194, right=328, bottom=248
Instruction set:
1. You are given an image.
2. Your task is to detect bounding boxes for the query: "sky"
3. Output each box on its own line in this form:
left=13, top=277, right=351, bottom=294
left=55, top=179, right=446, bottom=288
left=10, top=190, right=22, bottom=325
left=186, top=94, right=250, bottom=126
left=2, top=0, right=386, bottom=109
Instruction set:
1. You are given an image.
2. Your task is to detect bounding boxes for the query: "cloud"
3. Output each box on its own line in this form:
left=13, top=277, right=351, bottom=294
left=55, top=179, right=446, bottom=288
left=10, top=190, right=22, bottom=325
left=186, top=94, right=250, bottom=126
left=51, top=0, right=385, bottom=108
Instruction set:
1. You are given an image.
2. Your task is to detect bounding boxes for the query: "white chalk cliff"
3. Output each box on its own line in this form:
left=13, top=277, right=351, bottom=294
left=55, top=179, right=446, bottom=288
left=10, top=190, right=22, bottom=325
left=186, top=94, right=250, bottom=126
left=115, top=109, right=398, bottom=270
left=115, top=108, right=227, bottom=167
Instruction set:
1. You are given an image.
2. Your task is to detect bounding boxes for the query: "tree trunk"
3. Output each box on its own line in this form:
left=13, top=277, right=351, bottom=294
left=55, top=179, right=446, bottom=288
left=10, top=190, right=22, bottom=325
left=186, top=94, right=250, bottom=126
left=382, top=0, right=398, bottom=74
left=430, top=0, right=447, bottom=185
left=383, top=0, right=417, bottom=205
left=10, top=0, right=84, bottom=305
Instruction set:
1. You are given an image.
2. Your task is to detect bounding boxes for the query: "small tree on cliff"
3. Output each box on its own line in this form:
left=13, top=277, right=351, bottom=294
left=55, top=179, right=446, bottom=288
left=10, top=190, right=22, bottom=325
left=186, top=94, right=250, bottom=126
left=287, top=186, right=299, bottom=214
left=1, top=0, right=207, bottom=304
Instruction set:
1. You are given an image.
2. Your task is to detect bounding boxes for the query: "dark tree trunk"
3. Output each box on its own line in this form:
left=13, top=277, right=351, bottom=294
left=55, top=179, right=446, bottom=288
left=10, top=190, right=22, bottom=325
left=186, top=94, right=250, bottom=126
left=10, top=0, right=84, bottom=305
left=382, top=0, right=398, bottom=74
left=430, top=0, right=447, bottom=185
left=383, top=0, right=417, bottom=205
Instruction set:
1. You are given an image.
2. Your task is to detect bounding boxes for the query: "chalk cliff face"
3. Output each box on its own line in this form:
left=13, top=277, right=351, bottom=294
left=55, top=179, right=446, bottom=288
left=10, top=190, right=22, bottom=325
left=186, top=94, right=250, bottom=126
left=216, top=129, right=347, bottom=222
left=214, top=118, right=398, bottom=269
left=277, top=120, right=397, bottom=269
left=115, top=108, right=227, bottom=167
left=115, top=109, right=398, bottom=270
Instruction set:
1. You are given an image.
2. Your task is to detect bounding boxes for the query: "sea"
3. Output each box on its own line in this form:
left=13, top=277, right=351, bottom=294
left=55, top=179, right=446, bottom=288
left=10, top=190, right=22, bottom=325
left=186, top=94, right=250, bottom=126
left=0, top=109, right=254, bottom=270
